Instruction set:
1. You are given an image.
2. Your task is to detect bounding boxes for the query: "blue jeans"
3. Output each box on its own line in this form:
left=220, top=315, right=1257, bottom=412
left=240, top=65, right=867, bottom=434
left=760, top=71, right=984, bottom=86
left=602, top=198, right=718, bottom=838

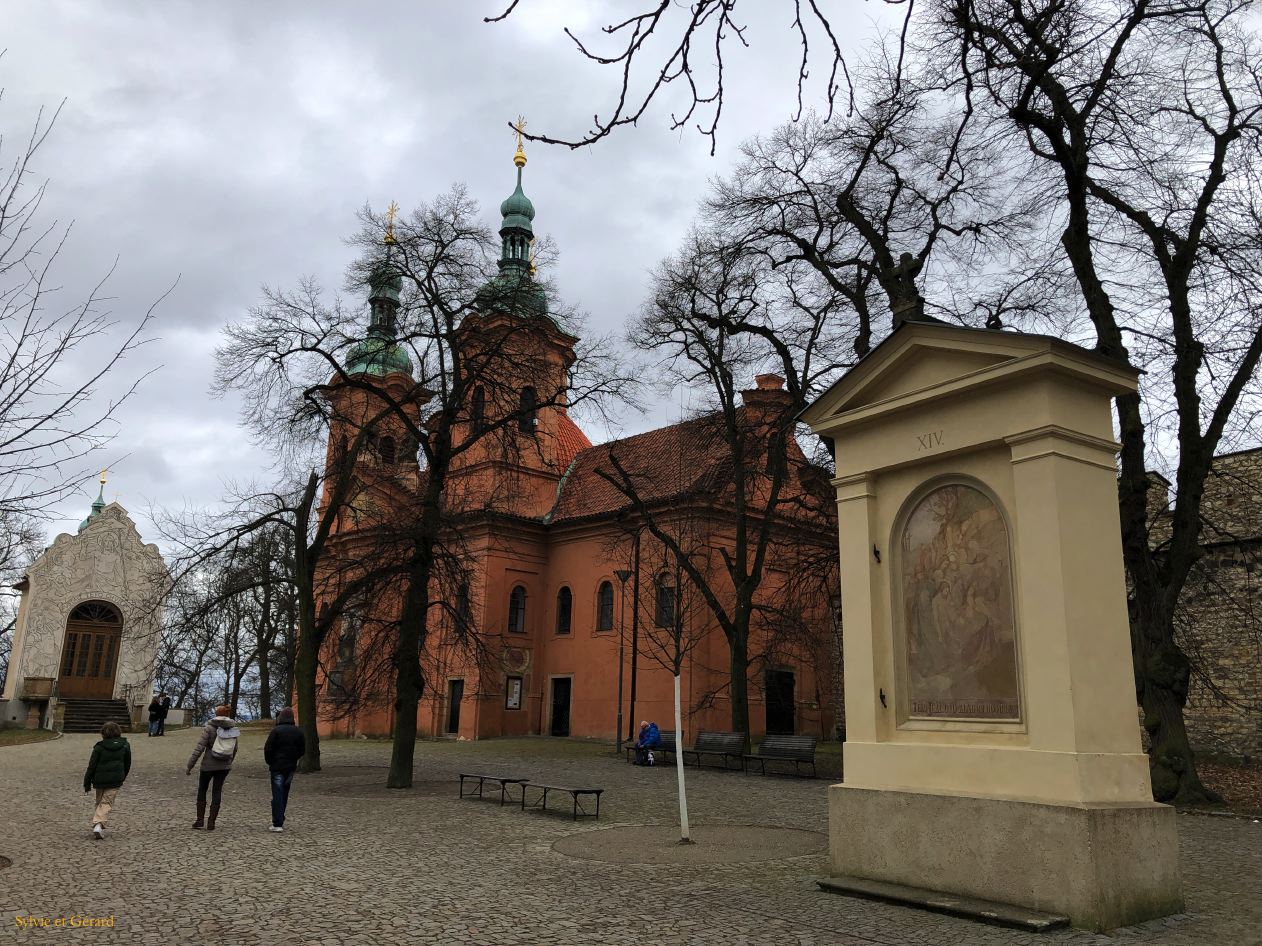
left=270, top=770, right=294, bottom=827
left=148, top=720, right=159, bottom=736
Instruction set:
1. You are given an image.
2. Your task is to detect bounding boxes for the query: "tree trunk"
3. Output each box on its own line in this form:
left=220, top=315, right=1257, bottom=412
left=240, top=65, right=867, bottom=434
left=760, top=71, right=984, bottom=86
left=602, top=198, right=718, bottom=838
left=673, top=672, right=692, bottom=843
left=1132, top=597, right=1220, bottom=804
left=294, top=581, right=322, bottom=773
left=257, top=647, right=272, bottom=720
left=387, top=546, right=433, bottom=789
left=728, top=628, right=750, bottom=747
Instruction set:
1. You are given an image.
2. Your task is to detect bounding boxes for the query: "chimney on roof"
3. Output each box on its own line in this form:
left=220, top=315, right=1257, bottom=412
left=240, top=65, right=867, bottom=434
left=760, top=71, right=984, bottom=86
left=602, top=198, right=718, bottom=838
left=740, top=373, right=793, bottom=415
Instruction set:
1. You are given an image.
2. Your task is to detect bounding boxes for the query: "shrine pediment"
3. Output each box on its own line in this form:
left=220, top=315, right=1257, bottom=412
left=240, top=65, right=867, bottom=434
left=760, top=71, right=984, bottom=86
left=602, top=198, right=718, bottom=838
left=800, top=322, right=1135, bottom=429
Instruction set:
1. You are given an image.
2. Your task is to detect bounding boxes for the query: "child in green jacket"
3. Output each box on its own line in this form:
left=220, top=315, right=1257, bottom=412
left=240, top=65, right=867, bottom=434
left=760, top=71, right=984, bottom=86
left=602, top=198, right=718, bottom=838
left=83, top=721, right=131, bottom=839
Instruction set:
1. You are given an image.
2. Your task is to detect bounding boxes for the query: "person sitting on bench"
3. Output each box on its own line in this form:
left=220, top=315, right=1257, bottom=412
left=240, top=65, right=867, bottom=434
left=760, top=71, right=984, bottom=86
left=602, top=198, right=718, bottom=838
left=634, top=720, right=660, bottom=766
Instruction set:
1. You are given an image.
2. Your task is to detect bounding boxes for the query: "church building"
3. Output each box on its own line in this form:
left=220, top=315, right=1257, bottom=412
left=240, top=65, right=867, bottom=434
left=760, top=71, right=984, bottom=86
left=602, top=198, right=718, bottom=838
left=1, top=475, right=168, bottom=732
left=313, top=141, right=839, bottom=744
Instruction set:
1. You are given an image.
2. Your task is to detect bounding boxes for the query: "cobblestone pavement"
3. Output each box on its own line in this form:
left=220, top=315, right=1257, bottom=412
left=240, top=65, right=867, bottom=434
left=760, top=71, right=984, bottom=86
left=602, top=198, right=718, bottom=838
left=2, top=732, right=1260, bottom=945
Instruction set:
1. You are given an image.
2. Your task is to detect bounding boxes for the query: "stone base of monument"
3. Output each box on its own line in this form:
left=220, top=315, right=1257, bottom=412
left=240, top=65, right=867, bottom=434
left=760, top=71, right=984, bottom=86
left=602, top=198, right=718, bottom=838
left=817, top=876, right=1070, bottom=932
left=829, top=785, right=1183, bottom=932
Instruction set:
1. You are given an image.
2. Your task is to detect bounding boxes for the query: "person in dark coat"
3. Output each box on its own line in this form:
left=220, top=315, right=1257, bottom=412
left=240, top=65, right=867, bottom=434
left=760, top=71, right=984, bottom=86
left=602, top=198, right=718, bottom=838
left=83, top=721, right=131, bottom=839
left=147, top=697, right=162, bottom=737
left=263, top=707, right=306, bottom=832
left=186, top=704, right=239, bottom=831
left=157, top=694, right=171, bottom=736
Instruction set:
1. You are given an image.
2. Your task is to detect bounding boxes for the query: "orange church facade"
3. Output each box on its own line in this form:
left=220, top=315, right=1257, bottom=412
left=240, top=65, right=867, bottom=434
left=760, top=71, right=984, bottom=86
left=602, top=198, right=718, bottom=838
left=312, top=154, right=839, bottom=745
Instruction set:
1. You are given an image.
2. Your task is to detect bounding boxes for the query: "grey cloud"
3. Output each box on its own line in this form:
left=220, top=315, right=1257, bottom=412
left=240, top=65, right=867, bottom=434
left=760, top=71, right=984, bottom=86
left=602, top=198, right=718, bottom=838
left=4, top=0, right=896, bottom=544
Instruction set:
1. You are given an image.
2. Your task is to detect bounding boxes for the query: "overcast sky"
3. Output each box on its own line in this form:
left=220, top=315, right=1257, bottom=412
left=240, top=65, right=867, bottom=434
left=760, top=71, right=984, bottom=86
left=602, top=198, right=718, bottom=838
left=5, top=1, right=897, bottom=546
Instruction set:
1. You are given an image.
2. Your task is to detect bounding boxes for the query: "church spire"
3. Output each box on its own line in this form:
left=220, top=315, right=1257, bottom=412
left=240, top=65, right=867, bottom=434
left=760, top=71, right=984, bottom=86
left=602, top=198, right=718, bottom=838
left=499, top=116, right=536, bottom=272
left=78, top=469, right=108, bottom=532
left=344, top=205, right=413, bottom=378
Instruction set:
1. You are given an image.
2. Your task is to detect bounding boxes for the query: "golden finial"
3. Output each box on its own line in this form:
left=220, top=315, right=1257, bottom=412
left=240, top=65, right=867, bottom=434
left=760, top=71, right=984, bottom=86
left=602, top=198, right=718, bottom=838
left=512, top=115, right=528, bottom=168
left=99, top=468, right=108, bottom=485
left=384, top=200, right=399, bottom=245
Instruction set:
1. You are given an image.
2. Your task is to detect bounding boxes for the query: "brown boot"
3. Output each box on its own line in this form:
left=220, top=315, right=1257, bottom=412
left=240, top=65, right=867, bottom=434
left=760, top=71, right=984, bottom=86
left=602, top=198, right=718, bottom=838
left=192, top=800, right=206, bottom=829
left=206, top=803, right=220, bottom=831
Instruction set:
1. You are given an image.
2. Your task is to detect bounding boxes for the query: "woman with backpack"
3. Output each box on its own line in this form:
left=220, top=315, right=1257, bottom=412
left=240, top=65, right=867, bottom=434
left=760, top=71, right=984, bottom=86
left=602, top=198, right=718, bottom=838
left=186, top=704, right=239, bottom=831
left=83, top=721, right=131, bottom=839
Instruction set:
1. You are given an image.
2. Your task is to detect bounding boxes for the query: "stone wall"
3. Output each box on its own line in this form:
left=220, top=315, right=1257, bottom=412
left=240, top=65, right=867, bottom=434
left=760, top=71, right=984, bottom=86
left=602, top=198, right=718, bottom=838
left=1167, top=449, right=1262, bottom=761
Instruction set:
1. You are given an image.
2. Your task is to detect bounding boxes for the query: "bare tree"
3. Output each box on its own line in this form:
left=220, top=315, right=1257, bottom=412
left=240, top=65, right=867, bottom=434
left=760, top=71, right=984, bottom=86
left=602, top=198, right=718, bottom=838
left=931, top=0, right=1262, bottom=803
left=0, top=86, right=166, bottom=568
left=493, top=0, right=1262, bottom=805
left=632, top=526, right=712, bottom=843
left=596, top=230, right=840, bottom=744
left=486, top=1, right=892, bottom=153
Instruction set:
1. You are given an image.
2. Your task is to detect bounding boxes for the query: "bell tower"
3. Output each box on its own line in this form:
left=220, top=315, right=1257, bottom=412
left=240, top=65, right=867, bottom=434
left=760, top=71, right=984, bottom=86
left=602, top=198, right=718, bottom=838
left=447, top=130, right=591, bottom=519
left=320, top=228, right=430, bottom=532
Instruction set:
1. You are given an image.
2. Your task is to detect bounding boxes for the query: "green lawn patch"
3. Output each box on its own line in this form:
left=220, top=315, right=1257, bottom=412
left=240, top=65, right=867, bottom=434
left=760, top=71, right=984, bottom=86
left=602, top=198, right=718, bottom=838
left=0, top=728, right=58, bottom=747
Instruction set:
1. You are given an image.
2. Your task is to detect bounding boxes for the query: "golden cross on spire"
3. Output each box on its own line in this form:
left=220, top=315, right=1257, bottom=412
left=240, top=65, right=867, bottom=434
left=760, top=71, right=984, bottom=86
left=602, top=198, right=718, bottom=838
left=99, top=468, right=108, bottom=485
left=512, top=115, right=528, bottom=168
left=384, top=200, right=399, bottom=245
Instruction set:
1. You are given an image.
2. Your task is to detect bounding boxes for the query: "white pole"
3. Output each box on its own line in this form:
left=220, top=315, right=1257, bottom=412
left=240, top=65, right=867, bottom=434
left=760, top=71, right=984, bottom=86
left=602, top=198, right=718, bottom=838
left=674, top=672, right=692, bottom=843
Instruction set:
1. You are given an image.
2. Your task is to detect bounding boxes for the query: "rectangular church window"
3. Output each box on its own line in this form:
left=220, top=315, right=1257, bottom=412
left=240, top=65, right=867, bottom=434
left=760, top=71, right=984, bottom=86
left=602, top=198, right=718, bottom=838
left=63, top=634, right=78, bottom=676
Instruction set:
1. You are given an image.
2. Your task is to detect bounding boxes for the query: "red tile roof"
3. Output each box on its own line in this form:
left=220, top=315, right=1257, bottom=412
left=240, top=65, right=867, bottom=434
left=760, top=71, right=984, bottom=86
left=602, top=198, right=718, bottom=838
left=549, top=414, right=736, bottom=524
left=554, top=412, right=593, bottom=472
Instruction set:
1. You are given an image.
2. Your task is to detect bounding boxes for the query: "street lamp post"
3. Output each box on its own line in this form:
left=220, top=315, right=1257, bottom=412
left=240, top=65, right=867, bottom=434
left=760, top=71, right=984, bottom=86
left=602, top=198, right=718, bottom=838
left=614, top=568, right=632, bottom=754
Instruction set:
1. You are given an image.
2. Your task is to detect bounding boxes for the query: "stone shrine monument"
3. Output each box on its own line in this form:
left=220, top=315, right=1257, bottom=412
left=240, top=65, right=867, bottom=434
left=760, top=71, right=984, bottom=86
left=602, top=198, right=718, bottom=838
left=801, top=321, right=1181, bottom=930
left=1, top=476, right=167, bottom=732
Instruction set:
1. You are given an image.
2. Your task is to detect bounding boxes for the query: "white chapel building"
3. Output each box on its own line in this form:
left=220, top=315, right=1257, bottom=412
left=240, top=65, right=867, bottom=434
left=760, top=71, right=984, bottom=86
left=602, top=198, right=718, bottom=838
left=1, top=478, right=168, bottom=731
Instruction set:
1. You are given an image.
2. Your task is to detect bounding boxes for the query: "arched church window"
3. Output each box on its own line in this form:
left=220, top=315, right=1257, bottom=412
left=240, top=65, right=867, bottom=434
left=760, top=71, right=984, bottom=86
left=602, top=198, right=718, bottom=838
left=655, top=574, right=677, bottom=628
left=556, top=587, right=572, bottom=635
left=595, top=581, right=614, bottom=631
left=471, top=387, right=486, bottom=434
left=519, top=386, right=536, bottom=432
left=897, top=482, right=1020, bottom=721
left=508, top=585, right=527, bottom=634
left=69, top=601, right=122, bottom=624
left=378, top=435, right=397, bottom=465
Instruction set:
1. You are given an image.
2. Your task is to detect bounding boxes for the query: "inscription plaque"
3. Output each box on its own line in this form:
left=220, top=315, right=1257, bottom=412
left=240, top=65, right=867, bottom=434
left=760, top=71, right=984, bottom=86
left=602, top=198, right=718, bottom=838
left=900, top=483, right=1020, bottom=720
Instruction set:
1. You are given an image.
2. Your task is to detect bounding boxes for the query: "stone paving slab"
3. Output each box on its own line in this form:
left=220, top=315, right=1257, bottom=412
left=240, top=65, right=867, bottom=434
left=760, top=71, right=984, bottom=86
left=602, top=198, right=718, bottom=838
left=1, top=732, right=1260, bottom=945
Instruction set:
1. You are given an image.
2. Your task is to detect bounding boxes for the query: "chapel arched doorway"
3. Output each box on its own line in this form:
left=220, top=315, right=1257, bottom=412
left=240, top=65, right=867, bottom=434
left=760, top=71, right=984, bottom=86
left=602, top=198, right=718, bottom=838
left=58, top=600, right=123, bottom=699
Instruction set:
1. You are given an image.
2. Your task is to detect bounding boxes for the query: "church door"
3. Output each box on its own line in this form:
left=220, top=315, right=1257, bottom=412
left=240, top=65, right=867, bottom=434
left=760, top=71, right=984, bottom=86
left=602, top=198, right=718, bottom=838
left=549, top=677, right=571, bottom=737
left=446, top=679, right=464, bottom=735
left=59, top=601, right=123, bottom=700
left=765, top=669, right=796, bottom=735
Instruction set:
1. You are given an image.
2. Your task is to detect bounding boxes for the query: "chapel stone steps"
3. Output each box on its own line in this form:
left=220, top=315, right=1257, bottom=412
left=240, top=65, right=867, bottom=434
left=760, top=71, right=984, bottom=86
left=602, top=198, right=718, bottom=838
left=61, top=699, right=132, bottom=733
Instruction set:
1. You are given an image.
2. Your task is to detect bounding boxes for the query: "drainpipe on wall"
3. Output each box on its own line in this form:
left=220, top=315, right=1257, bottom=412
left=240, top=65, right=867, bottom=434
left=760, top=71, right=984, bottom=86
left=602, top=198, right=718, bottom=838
left=627, top=529, right=641, bottom=744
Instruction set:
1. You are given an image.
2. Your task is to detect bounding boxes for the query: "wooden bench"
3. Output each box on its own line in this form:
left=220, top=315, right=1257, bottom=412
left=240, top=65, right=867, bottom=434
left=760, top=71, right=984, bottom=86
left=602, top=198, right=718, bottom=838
left=623, top=730, right=677, bottom=764
left=520, top=782, right=604, bottom=820
left=459, top=773, right=529, bottom=806
left=743, top=734, right=818, bottom=777
left=682, top=731, right=747, bottom=770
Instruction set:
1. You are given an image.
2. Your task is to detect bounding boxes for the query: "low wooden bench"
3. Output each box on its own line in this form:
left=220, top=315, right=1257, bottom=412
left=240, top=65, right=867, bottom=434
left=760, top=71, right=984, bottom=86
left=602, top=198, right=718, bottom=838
left=681, top=731, right=746, bottom=770
left=743, top=734, right=818, bottom=777
left=520, top=782, right=604, bottom=820
left=458, top=773, right=529, bottom=806
left=623, top=730, right=677, bottom=764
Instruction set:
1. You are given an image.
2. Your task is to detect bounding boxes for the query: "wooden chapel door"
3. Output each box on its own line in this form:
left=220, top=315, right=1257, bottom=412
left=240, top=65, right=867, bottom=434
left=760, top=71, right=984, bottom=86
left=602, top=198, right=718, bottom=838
left=58, top=601, right=123, bottom=699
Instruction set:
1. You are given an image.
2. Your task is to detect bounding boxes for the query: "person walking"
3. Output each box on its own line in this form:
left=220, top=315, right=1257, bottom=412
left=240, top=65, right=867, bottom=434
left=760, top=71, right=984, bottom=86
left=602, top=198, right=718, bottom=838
left=157, top=694, right=171, bottom=736
left=186, top=704, right=239, bottom=831
left=146, top=697, right=162, bottom=737
left=263, top=707, right=306, bottom=832
left=83, top=721, right=131, bottom=839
